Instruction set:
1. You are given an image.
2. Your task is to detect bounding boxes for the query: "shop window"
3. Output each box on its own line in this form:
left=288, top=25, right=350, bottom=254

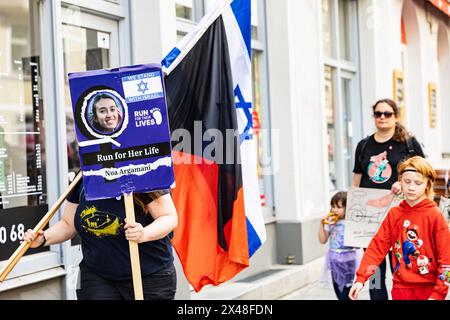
left=63, top=25, right=112, bottom=173
left=252, top=50, right=272, bottom=210
left=61, top=7, right=118, bottom=172
left=341, top=76, right=353, bottom=187
left=0, top=0, right=48, bottom=261
left=322, top=0, right=334, bottom=59
left=325, top=66, right=337, bottom=190
left=438, top=26, right=450, bottom=155
left=338, top=0, right=351, bottom=61
left=175, top=0, right=203, bottom=36
left=252, top=0, right=274, bottom=213
left=176, top=1, right=194, bottom=20
left=322, top=0, right=360, bottom=190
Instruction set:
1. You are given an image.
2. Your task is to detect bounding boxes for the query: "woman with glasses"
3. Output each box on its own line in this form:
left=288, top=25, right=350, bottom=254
left=351, top=98, right=425, bottom=300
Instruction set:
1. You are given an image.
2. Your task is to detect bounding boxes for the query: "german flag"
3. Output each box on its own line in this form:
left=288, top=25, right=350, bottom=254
left=163, top=0, right=266, bottom=292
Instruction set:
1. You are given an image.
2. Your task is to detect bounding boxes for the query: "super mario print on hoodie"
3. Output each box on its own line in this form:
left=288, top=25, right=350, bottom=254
left=355, top=198, right=450, bottom=300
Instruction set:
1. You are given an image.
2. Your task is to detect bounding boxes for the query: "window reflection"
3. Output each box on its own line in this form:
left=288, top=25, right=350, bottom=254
left=252, top=51, right=266, bottom=207
left=325, top=65, right=337, bottom=191
left=322, top=0, right=358, bottom=190
left=322, top=0, right=333, bottom=59
left=0, top=1, right=46, bottom=209
left=62, top=23, right=111, bottom=173
left=175, top=0, right=194, bottom=20
left=341, top=77, right=352, bottom=187
left=338, top=0, right=351, bottom=61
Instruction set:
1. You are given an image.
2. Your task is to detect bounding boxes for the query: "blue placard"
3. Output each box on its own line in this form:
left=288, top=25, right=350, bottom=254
left=68, top=64, right=174, bottom=200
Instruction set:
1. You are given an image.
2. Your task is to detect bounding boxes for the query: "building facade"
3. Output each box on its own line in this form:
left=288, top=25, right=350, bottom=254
left=0, top=0, right=448, bottom=299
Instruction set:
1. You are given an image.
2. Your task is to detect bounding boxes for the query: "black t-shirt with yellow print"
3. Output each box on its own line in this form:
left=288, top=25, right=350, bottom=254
left=67, top=181, right=173, bottom=280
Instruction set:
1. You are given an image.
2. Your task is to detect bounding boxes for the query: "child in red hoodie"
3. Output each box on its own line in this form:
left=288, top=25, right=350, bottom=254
left=349, top=156, right=450, bottom=300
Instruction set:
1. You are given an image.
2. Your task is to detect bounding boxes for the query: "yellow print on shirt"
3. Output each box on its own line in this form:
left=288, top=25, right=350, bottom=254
left=80, top=206, right=123, bottom=237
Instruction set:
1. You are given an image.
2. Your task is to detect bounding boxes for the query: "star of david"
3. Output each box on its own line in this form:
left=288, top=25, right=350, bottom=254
left=235, top=85, right=253, bottom=144
left=137, top=80, right=149, bottom=95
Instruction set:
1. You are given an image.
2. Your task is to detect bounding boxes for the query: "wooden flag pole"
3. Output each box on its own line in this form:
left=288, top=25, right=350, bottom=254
left=123, top=193, right=144, bottom=300
left=0, top=171, right=83, bottom=282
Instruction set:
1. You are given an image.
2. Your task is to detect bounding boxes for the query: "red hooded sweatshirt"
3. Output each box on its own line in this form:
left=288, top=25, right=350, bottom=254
left=355, top=198, right=450, bottom=300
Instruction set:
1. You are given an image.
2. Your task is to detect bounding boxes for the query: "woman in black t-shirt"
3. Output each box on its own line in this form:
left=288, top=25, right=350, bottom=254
left=22, top=181, right=178, bottom=300
left=351, top=98, right=424, bottom=300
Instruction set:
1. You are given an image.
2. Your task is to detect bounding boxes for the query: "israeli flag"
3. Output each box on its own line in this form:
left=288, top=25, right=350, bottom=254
left=121, top=71, right=164, bottom=103
left=163, top=0, right=266, bottom=258
left=222, top=0, right=266, bottom=256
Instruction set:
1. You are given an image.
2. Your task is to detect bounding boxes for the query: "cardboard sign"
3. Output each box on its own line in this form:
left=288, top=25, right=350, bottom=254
left=344, top=187, right=401, bottom=248
left=68, top=64, right=174, bottom=200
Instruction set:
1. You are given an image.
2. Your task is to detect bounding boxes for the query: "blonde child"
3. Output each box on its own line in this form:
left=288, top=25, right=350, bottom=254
left=349, top=156, right=450, bottom=300
left=319, top=191, right=358, bottom=300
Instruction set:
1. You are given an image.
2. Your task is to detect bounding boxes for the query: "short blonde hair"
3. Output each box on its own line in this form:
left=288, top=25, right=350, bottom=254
left=398, top=156, right=436, bottom=200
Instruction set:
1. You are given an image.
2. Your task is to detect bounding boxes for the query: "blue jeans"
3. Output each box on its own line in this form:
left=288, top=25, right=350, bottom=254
left=76, top=261, right=177, bottom=300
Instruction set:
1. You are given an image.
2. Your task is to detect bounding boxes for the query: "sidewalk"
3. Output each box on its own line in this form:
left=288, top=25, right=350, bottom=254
left=280, top=276, right=450, bottom=300
left=191, top=256, right=449, bottom=300
left=192, top=257, right=325, bottom=300
left=280, top=258, right=393, bottom=300
left=279, top=279, right=382, bottom=300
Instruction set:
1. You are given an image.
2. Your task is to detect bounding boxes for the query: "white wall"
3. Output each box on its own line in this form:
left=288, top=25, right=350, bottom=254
left=439, top=23, right=450, bottom=165
left=400, top=0, right=449, bottom=168
left=407, top=0, right=440, bottom=165
left=359, top=0, right=450, bottom=169
left=266, top=0, right=328, bottom=222
left=357, top=0, right=378, bottom=135
left=359, top=0, right=404, bottom=133
left=130, top=0, right=177, bottom=64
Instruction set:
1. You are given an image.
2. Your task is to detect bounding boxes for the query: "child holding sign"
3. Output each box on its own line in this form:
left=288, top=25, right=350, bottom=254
left=318, top=191, right=359, bottom=300
left=349, top=156, right=450, bottom=300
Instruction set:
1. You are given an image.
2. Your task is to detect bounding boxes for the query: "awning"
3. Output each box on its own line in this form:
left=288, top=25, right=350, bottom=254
left=428, top=0, right=450, bottom=17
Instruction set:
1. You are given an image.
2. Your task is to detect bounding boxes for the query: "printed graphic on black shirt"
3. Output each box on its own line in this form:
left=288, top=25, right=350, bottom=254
left=80, top=206, right=123, bottom=237
left=367, top=151, right=392, bottom=184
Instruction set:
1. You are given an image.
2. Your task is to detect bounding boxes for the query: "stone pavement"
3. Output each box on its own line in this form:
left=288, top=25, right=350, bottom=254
left=191, top=255, right=449, bottom=300
left=280, top=258, right=393, bottom=300
left=279, top=269, right=450, bottom=300
left=192, top=258, right=325, bottom=300
left=279, top=279, right=381, bottom=300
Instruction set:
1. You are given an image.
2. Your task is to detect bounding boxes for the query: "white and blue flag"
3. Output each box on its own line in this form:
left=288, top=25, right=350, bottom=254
left=162, top=0, right=266, bottom=291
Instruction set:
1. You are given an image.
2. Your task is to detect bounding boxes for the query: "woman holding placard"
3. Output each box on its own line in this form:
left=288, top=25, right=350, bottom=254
left=22, top=183, right=178, bottom=300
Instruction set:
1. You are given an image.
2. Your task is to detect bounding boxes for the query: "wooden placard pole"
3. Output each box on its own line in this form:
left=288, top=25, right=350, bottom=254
left=0, top=172, right=83, bottom=282
left=123, top=193, right=144, bottom=300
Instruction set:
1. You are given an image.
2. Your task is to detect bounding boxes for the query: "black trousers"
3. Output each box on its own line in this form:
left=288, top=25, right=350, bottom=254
left=365, top=250, right=394, bottom=300
left=76, top=262, right=177, bottom=300
left=332, top=281, right=351, bottom=300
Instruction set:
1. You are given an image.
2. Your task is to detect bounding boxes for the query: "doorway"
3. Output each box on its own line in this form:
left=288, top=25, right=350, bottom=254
left=61, top=6, right=120, bottom=175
